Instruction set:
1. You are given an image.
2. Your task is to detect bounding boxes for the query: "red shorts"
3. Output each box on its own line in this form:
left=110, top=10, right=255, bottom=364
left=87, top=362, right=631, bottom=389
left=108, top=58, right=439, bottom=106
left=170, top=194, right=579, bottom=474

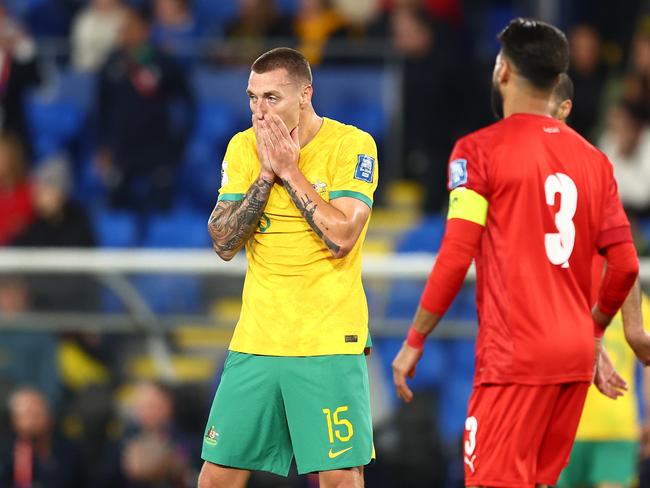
left=463, top=382, right=589, bottom=487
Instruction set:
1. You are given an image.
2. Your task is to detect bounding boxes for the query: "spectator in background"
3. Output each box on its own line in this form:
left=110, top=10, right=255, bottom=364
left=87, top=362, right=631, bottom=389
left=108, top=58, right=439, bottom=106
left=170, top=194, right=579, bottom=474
left=71, top=0, right=125, bottom=72
left=12, top=155, right=95, bottom=248
left=11, top=156, right=98, bottom=312
left=566, top=24, right=608, bottom=141
left=599, top=100, right=650, bottom=219
left=295, top=0, right=344, bottom=65
left=151, top=0, right=201, bottom=66
left=624, top=21, right=650, bottom=119
left=0, top=133, right=32, bottom=245
left=0, top=276, right=62, bottom=411
left=223, top=0, right=294, bottom=64
left=390, top=5, right=457, bottom=212
left=96, top=4, right=194, bottom=212
left=0, top=4, right=41, bottom=159
left=0, top=388, right=85, bottom=488
left=102, top=381, right=194, bottom=487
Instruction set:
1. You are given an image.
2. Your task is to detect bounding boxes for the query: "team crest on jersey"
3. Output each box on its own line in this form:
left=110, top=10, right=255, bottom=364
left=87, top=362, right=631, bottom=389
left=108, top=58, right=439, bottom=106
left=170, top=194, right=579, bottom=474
left=449, top=158, right=468, bottom=189
left=220, top=161, right=229, bottom=186
left=354, top=154, right=375, bottom=183
left=205, top=426, right=219, bottom=446
left=312, top=180, right=327, bottom=194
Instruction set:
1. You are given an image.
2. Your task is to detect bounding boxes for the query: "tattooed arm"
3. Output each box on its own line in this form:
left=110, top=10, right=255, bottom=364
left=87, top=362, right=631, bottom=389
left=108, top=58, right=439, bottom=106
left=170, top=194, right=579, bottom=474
left=258, top=114, right=371, bottom=258
left=207, top=173, right=274, bottom=261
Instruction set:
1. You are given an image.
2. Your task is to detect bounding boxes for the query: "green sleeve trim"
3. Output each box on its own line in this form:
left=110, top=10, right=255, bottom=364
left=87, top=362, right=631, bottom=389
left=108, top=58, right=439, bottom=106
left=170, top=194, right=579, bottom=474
left=329, top=190, right=373, bottom=209
left=217, top=193, right=245, bottom=202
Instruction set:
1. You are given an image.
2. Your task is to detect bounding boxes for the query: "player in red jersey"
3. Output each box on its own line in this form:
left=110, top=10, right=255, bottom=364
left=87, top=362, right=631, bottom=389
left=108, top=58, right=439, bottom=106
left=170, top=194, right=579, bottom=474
left=392, top=18, right=641, bottom=488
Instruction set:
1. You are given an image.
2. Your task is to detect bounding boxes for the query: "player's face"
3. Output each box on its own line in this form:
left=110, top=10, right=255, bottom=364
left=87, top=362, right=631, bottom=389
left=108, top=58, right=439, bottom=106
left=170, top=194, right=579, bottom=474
left=247, top=69, right=305, bottom=132
left=491, top=53, right=506, bottom=120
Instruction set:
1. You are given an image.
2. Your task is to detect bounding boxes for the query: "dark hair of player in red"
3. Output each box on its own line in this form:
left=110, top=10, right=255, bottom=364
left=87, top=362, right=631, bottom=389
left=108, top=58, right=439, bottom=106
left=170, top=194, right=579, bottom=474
left=497, top=17, right=569, bottom=90
left=251, top=47, right=313, bottom=85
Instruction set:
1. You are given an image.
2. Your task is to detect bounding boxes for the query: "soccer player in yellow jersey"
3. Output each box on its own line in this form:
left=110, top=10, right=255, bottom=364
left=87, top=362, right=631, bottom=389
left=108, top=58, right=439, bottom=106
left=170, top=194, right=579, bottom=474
left=198, top=48, right=378, bottom=488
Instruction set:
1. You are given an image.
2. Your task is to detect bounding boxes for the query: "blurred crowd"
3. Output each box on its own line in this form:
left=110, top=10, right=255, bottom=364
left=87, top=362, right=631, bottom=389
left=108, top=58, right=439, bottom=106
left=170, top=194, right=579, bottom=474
left=1, top=0, right=650, bottom=487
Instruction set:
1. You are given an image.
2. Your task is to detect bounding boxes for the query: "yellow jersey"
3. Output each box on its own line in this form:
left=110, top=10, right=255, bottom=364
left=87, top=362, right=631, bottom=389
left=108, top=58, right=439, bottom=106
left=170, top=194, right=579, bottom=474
left=575, top=294, right=650, bottom=441
left=218, top=117, right=378, bottom=356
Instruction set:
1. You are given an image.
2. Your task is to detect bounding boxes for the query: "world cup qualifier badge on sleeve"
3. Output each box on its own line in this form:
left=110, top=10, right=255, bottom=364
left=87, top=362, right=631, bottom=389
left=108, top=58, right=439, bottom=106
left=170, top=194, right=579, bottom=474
left=354, top=154, right=375, bottom=183
left=449, top=158, right=468, bottom=189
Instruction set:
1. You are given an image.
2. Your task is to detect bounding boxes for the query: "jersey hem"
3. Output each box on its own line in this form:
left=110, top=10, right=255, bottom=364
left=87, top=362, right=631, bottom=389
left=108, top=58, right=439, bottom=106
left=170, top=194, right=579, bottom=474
left=217, top=193, right=245, bottom=202
left=465, top=478, right=534, bottom=487
left=228, top=346, right=369, bottom=357
left=201, top=453, right=290, bottom=477
left=474, top=372, right=592, bottom=386
left=329, top=190, right=373, bottom=209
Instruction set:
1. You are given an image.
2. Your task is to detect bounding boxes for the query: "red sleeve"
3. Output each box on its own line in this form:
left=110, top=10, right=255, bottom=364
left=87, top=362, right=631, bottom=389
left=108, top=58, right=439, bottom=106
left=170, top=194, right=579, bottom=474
left=597, top=241, right=639, bottom=317
left=447, top=136, right=490, bottom=198
left=597, top=159, right=632, bottom=251
left=420, top=218, right=484, bottom=315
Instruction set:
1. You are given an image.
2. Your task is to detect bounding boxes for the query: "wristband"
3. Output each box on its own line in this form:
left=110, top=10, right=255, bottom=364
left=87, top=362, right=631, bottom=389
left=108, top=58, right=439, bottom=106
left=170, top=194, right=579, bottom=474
left=593, top=321, right=606, bottom=339
left=406, top=326, right=427, bottom=350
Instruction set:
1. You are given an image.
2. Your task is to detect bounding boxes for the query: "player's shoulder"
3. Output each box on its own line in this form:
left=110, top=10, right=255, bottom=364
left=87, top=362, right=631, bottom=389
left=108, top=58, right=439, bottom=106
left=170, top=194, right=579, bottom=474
left=228, top=127, right=256, bottom=148
left=325, top=117, right=376, bottom=147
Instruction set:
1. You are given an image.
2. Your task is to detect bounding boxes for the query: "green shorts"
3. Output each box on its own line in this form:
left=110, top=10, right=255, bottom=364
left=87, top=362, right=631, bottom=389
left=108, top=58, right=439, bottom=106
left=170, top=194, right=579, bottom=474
left=558, top=440, right=639, bottom=487
left=201, top=352, right=374, bottom=476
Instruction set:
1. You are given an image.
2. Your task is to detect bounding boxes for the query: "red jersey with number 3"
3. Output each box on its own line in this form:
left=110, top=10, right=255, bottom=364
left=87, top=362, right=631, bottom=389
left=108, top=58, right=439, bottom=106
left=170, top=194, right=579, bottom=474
left=448, top=113, right=631, bottom=385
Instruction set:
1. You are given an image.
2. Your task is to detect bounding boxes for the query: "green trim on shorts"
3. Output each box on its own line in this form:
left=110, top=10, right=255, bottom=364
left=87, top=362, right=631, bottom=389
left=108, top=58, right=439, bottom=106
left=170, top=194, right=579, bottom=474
left=201, top=352, right=374, bottom=476
left=329, top=190, right=373, bottom=209
left=217, top=193, right=245, bottom=202
left=558, top=440, right=639, bottom=487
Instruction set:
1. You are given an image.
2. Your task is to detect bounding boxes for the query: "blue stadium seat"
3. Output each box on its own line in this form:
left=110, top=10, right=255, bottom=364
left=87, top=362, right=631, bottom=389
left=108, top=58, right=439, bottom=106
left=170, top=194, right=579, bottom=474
left=192, top=68, right=250, bottom=131
left=312, top=68, right=396, bottom=142
left=92, top=209, right=139, bottom=248
left=385, top=279, right=424, bottom=319
left=273, top=0, right=298, bottom=15
left=143, top=208, right=212, bottom=248
left=25, top=69, right=96, bottom=160
left=395, top=214, right=446, bottom=253
left=192, top=0, right=239, bottom=32
left=133, top=275, right=202, bottom=315
left=639, top=218, right=650, bottom=243
left=437, top=376, right=472, bottom=443
left=374, top=337, right=447, bottom=391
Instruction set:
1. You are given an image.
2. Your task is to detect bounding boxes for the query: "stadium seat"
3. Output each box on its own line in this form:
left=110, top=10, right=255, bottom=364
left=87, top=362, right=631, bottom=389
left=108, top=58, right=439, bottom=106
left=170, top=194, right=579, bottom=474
left=312, top=68, right=396, bottom=142
left=133, top=275, right=203, bottom=315
left=91, top=209, right=139, bottom=248
left=191, top=68, right=250, bottom=131
left=273, top=0, right=298, bottom=15
left=143, top=208, right=212, bottom=248
left=395, top=214, right=446, bottom=253
left=373, top=337, right=447, bottom=391
left=192, top=0, right=239, bottom=33
left=437, top=376, right=472, bottom=443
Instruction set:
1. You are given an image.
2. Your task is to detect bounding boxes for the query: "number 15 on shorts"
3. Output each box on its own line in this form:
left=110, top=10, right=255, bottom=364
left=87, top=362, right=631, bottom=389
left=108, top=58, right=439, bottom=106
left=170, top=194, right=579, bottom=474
left=322, top=406, right=354, bottom=451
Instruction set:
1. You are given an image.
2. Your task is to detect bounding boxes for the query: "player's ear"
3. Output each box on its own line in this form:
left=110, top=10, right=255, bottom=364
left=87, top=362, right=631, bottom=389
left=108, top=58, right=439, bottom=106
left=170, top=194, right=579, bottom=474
left=558, top=99, right=572, bottom=121
left=300, top=84, right=313, bottom=107
left=497, top=57, right=511, bottom=84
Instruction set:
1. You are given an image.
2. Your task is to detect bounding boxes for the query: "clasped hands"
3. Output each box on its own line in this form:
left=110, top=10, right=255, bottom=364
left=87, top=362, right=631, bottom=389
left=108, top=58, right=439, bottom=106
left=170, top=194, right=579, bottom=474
left=252, top=114, right=300, bottom=182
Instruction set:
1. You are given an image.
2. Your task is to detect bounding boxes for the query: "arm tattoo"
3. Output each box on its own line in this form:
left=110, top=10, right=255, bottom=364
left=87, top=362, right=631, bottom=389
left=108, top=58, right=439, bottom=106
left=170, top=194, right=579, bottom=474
left=208, top=176, right=273, bottom=257
left=282, top=178, right=341, bottom=254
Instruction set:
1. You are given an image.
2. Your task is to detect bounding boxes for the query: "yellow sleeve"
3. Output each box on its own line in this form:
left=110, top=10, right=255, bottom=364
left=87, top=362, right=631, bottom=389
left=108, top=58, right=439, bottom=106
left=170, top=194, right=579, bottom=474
left=447, top=187, right=489, bottom=226
left=217, top=132, right=256, bottom=202
left=330, top=130, right=378, bottom=209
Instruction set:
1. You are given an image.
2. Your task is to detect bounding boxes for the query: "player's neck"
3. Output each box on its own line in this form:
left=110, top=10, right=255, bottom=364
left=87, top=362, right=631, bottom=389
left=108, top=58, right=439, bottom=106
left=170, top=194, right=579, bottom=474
left=503, top=82, right=553, bottom=118
left=298, top=107, right=323, bottom=148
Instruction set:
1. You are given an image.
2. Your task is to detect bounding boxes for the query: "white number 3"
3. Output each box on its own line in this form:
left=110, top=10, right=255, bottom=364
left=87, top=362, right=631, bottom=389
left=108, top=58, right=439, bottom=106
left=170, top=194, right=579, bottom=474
left=544, top=173, right=577, bottom=268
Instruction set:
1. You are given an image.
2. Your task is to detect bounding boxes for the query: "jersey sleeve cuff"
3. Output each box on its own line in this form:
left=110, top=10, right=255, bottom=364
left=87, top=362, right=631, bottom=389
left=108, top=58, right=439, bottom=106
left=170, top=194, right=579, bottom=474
left=217, top=193, right=245, bottom=202
left=329, top=190, right=373, bottom=209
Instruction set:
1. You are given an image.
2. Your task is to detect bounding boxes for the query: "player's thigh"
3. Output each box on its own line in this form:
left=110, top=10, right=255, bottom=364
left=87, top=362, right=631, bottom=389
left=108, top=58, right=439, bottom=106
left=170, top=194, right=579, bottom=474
left=197, top=461, right=250, bottom=488
left=463, top=384, right=561, bottom=487
left=318, top=466, right=364, bottom=488
left=281, top=354, right=374, bottom=475
left=536, top=382, right=590, bottom=486
left=201, top=352, right=293, bottom=476
left=590, top=441, right=639, bottom=487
